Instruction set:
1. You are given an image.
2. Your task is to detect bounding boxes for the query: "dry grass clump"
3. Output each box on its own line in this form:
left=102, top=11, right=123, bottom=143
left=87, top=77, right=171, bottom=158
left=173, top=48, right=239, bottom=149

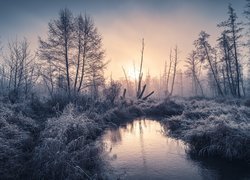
left=102, top=99, right=184, bottom=125
left=144, top=99, right=184, bottom=117
left=31, top=104, right=107, bottom=179
left=163, top=99, right=250, bottom=161
left=0, top=102, right=38, bottom=179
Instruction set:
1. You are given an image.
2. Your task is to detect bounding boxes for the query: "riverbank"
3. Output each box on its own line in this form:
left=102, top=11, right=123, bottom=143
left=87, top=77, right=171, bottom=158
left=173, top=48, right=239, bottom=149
left=28, top=98, right=184, bottom=179
left=162, top=99, right=250, bottom=162
left=1, top=97, right=249, bottom=179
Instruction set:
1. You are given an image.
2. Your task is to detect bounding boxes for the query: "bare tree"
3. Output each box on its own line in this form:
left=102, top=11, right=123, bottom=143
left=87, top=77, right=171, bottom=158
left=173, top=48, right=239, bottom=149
left=76, top=15, right=105, bottom=100
left=166, top=49, right=173, bottom=96
left=137, top=39, right=144, bottom=98
left=169, top=46, right=179, bottom=96
left=185, top=50, right=204, bottom=96
left=177, top=70, right=184, bottom=97
left=73, top=14, right=84, bottom=93
left=244, top=0, right=250, bottom=96
left=194, top=31, right=224, bottom=96
left=145, top=69, right=151, bottom=95
left=122, top=66, right=130, bottom=97
left=39, top=8, right=74, bottom=97
left=135, top=39, right=154, bottom=100
left=163, top=60, right=167, bottom=95
left=218, top=4, right=243, bottom=97
left=75, top=15, right=105, bottom=95
left=2, top=38, right=38, bottom=102
left=103, top=80, right=121, bottom=105
left=0, top=39, right=7, bottom=93
left=39, top=9, right=105, bottom=100
left=218, top=31, right=237, bottom=96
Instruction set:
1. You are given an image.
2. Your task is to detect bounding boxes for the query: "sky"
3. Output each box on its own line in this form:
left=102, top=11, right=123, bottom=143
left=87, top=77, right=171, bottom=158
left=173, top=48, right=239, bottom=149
left=0, top=0, right=247, bottom=79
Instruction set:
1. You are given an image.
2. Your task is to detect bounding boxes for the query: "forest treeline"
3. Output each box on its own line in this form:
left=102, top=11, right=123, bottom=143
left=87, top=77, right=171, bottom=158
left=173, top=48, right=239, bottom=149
left=1, top=3, right=250, bottom=106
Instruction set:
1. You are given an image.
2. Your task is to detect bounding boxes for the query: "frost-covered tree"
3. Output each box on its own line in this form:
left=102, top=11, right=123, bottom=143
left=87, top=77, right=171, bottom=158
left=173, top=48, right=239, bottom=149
left=194, top=31, right=224, bottom=96
left=169, top=46, right=179, bottom=96
left=73, top=14, right=105, bottom=96
left=39, top=8, right=105, bottom=99
left=185, top=50, right=204, bottom=96
left=165, top=49, right=173, bottom=96
left=244, top=0, right=250, bottom=96
left=39, top=8, right=74, bottom=97
left=217, top=31, right=237, bottom=96
left=0, top=39, right=6, bottom=92
left=1, top=38, right=38, bottom=102
left=218, top=4, right=243, bottom=97
left=103, top=80, right=121, bottom=105
left=244, top=0, right=250, bottom=45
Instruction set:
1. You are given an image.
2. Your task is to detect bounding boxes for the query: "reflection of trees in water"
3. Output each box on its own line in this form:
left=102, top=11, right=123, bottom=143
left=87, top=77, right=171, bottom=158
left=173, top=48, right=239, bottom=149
left=164, top=138, right=187, bottom=157
left=188, top=155, right=250, bottom=180
left=139, top=119, right=147, bottom=171
left=139, top=120, right=143, bottom=134
left=119, top=121, right=134, bottom=134
left=109, top=129, right=122, bottom=144
left=143, top=119, right=147, bottom=129
left=122, top=118, right=148, bottom=134
left=129, top=121, right=134, bottom=133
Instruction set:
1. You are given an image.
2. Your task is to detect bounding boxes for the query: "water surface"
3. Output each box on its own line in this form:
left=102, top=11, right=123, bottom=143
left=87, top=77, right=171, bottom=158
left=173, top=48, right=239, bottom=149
left=102, top=119, right=250, bottom=180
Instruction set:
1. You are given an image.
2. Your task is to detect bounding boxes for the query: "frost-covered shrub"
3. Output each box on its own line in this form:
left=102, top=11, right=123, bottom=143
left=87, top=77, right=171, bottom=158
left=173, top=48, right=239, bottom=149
left=102, top=103, right=146, bottom=124
left=164, top=117, right=182, bottom=131
left=32, top=104, right=106, bottom=179
left=127, top=104, right=145, bottom=117
left=103, top=81, right=121, bottom=106
left=183, top=110, right=209, bottom=120
left=145, top=99, right=184, bottom=117
left=186, top=116, right=250, bottom=160
left=244, top=99, right=250, bottom=107
left=102, top=99, right=184, bottom=124
left=103, top=107, right=131, bottom=124
left=46, top=92, right=71, bottom=112
left=163, top=99, right=250, bottom=161
left=0, top=102, right=38, bottom=179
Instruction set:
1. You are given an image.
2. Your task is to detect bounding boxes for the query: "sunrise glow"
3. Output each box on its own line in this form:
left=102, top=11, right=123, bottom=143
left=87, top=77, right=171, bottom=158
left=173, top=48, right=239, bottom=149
left=1, top=1, right=250, bottom=179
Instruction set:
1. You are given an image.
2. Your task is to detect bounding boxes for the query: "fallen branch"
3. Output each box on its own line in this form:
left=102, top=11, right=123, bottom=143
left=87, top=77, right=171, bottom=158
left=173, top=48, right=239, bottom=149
left=143, top=91, right=154, bottom=100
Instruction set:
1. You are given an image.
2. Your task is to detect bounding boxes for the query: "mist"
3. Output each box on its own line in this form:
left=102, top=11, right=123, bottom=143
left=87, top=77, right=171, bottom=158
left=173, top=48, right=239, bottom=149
left=0, top=1, right=250, bottom=179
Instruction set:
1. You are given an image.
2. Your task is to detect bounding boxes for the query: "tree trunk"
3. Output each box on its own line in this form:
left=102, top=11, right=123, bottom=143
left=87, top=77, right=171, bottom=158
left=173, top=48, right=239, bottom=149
left=203, top=43, right=224, bottom=96
left=170, top=47, right=178, bottom=96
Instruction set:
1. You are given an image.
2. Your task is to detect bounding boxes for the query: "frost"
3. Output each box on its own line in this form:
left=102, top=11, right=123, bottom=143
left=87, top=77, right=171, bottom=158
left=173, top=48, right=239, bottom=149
left=32, top=104, right=106, bottom=179
left=0, top=101, right=38, bottom=179
left=163, top=99, right=250, bottom=161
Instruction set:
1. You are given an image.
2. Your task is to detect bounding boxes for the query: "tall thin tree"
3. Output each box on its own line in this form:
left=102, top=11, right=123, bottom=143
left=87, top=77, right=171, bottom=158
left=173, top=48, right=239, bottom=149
left=218, top=4, right=243, bottom=97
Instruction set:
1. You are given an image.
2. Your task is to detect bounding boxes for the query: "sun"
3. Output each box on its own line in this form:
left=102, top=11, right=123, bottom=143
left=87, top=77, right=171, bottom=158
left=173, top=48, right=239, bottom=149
left=126, top=67, right=140, bottom=80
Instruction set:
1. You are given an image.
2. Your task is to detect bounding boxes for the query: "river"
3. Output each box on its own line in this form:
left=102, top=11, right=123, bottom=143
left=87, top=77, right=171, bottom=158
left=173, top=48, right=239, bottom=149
left=102, top=119, right=250, bottom=180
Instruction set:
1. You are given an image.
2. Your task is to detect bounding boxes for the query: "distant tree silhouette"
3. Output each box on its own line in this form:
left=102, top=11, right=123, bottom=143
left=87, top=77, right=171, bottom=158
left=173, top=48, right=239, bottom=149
left=185, top=50, right=204, bottom=96
left=103, top=80, right=121, bottom=105
left=244, top=0, right=250, bottom=43
left=165, top=49, right=172, bottom=96
left=1, top=38, right=38, bottom=102
left=169, top=46, right=179, bottom=96
left=244, top=0, right=250, bottom=96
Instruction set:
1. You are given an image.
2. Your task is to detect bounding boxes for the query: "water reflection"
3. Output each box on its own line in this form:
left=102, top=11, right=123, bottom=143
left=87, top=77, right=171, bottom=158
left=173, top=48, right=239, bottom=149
left=102, top=119, right=250, bottom=180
